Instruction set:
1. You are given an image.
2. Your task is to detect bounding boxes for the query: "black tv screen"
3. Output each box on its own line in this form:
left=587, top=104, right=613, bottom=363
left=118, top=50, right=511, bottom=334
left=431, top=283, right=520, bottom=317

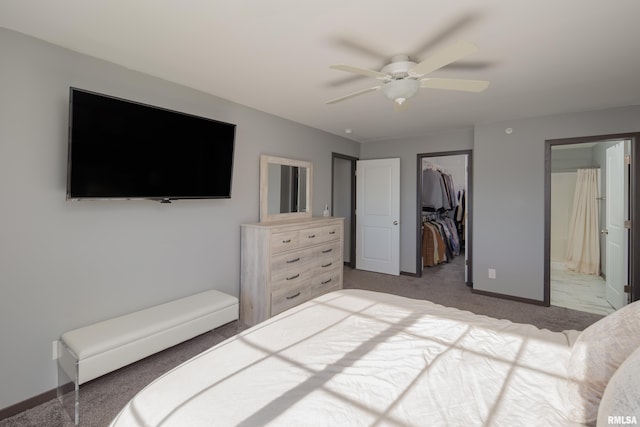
left=67, top=88, right=236, bottom=201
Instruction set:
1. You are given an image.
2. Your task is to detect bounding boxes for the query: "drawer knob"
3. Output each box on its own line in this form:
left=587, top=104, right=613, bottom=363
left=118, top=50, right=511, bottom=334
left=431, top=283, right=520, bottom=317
left=321, top=262, right=332, bottom=268
left=286, top=257, right=301, bottom=264
left=321, top=278, right=332, bottom=285
left=322, top=248, right=333, bottom=254
left=308, top=234, right=316, bottom=239
left=286, top=292, right=301, bottom=300
left=329, top=231, right=336, bottom=235
left=286, top=273, right=300, bottom=280
left=282, top=239, right=292, bottom=243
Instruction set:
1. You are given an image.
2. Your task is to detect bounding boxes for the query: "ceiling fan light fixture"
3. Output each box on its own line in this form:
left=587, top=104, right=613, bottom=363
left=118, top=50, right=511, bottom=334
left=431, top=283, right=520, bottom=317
left=382, top=78, right=419, bottom=104
left=327, top=40, right=489, bottom=106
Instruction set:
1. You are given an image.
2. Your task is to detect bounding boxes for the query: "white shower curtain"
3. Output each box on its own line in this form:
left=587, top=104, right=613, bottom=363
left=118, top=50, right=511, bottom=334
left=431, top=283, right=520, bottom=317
left=565, top=168, right=600, bottom=275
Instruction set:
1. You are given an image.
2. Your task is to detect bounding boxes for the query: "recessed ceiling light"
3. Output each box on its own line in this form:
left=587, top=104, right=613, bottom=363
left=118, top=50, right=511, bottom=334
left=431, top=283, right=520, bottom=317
left=344, top=128, right=353, bottom=134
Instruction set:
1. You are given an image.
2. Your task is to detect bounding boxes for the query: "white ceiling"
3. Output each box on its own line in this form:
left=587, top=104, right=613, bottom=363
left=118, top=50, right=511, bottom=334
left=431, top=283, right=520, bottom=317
left=2, top=1, right=640, bottom=143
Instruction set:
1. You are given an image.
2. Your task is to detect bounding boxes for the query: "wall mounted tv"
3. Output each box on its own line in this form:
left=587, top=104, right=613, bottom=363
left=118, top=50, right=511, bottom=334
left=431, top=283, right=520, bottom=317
left=67, top=88, right=236, bottom=201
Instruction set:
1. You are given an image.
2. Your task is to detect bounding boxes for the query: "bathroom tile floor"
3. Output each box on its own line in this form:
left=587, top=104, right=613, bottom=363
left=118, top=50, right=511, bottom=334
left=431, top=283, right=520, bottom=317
left=551, top=269, right=615, bottom=316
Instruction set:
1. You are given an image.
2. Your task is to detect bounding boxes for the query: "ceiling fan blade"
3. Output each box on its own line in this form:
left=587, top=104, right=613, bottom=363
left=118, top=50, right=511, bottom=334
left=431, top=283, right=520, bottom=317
left=411, top=13, right=477, bottom=59
left=332, top=37, right=388, bottom=60
left=330, top=64, right=389, bottom=79
left=409, top=41, right=478, bottom=77
left=325, top=86, right=381, bottom=104
left=420, top=78, right=490, bottom=92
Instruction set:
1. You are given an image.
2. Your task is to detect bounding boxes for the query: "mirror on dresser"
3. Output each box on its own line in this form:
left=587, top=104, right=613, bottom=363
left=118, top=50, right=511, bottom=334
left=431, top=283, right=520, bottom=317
left=260, top=155, right=313, bottom=222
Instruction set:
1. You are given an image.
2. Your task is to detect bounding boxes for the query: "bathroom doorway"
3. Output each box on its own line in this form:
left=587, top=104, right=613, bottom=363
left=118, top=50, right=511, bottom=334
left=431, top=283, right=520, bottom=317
left=545, top=133, right=640, bottom=314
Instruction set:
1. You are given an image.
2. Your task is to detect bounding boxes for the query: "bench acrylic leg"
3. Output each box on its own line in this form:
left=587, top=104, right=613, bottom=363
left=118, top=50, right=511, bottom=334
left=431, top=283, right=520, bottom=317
left=57, top=341, right=80, bottom=425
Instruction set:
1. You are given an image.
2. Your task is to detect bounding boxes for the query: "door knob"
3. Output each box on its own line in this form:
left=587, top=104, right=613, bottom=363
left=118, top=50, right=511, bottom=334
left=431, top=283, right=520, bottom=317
left=601, top=229, right=609, bottom=235
left=393, top=220, right=399, bottom=225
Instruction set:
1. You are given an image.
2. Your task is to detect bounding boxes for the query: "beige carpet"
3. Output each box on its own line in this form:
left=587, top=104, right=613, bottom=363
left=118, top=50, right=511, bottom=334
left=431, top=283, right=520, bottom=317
left=1, top=261, right=603, bottom=426
left=344, top=258, right=603, bottom=332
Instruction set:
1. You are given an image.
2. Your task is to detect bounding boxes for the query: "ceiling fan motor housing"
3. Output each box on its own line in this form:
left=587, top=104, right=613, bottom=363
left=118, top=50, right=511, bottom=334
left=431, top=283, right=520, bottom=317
left=381, top=55, right=418, bottom=78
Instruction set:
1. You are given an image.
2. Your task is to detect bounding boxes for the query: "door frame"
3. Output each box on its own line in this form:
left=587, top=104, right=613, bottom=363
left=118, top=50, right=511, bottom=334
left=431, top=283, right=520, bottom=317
left=544, top=132, right=640, bottom=307
left=331, top=152, right=358, bottom=269
left=416, top=149, right=473, bottom=284
left=605, top=141, right=629, bottom=309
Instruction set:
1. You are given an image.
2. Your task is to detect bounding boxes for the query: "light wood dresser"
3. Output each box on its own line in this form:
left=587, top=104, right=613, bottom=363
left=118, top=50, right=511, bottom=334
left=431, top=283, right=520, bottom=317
left=240, top=217, right=344, bottom=326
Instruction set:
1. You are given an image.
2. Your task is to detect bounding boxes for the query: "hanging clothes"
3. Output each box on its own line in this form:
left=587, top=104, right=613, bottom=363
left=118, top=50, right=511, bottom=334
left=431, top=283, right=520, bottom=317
left=455, top=189, right=465, bottom=224
left=442, top=173, right=457, bottom=211
left=455, top=189, right=466, bottom=247
left=421, top=162, right=466, bottom=267
left=422, top=166, right=457, bottom=212
left=422, top=216, right=460, bottom=267
left=421, top=162, right=462, bottom=267
left=443, top=217, right=460, bottom=255
left=422, top=221, right=446, bottom=267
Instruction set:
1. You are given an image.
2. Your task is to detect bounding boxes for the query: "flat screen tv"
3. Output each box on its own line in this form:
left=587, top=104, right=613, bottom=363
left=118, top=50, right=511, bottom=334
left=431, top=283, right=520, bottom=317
left=67, top=88, right=236, bottom=201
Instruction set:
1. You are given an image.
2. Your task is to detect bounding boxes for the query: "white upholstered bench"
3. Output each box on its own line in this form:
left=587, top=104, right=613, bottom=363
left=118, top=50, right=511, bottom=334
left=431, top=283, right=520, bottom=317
left=57, top=289, right=239, bottom=424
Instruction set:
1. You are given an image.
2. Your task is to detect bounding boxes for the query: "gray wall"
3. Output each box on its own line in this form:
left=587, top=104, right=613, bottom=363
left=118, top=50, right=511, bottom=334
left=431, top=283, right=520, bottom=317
left=0, top=29, right=359, bottom=410
left=551, top=146, right=594, bottom=172
left=361, top=107, right=640, bottom=302
left=473, top=107, right=640, bottom=300
left=360, top=129, right=474, bottom=273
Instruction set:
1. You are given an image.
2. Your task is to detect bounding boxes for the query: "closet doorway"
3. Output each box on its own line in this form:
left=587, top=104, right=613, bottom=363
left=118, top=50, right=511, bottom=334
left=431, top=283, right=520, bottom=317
left=545, top=132, right=640, bottom=314
left=416, top=150, right=472, bottom=284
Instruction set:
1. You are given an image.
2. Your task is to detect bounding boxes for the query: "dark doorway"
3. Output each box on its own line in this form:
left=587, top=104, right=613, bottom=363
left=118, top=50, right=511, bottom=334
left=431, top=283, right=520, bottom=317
left=332, top=152, right=358, bottom=268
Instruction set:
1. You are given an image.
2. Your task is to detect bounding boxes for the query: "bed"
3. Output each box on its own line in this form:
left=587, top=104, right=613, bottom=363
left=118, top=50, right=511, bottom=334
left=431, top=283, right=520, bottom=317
left=110, top=289, right=640, bottom=426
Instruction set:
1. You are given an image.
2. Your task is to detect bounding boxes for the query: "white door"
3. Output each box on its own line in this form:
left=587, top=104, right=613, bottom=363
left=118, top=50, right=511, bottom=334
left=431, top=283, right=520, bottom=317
left=605, top=141, right=629, bottom=309
left=356, top=158, right=400, bottom=275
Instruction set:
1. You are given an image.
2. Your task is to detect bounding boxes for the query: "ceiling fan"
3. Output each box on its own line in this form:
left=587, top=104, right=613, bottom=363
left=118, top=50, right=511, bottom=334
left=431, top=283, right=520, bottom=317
left=326, top=41, right=490, bottom=107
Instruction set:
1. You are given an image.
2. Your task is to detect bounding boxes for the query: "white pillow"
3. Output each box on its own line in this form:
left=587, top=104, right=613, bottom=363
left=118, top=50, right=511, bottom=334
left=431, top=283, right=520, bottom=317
left=597, top=346, right=640, bottom=426
left=561, top=300, right=640, bottom=424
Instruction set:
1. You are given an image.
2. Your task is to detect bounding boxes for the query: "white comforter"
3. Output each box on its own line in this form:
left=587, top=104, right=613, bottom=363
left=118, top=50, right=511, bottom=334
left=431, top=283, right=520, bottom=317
left=110, top=289, right=582, bottom=426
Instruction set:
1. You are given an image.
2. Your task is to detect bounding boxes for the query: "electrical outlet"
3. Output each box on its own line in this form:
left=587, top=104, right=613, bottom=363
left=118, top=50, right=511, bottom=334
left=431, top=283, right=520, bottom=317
left=488, top=269, right=496, bottom=279
left=52, top=340, right=59, bottom=360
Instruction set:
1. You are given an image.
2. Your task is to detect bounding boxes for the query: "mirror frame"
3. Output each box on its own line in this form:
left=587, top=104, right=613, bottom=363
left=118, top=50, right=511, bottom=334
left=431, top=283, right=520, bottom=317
left=260, top=155, right=313, bottom=222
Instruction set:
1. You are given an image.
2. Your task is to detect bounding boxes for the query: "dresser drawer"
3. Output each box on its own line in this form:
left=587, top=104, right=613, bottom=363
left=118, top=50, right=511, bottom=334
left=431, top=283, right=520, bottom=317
left=271, top=269, right=312, bottom=292
left=270, top=247, right=314, bottom=282
left=312, top=244, right=342, bottom=272
left=308, top=241, right=340, bottom=259
left=271, top=284, right=311, bottom=316
left=310, top=270, right=342, bottom=298
left=322, top=223, right=342, bottom=241
left=298, top=224, right=341, bottom=248
left=271, top=230, right=299, bottom=253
